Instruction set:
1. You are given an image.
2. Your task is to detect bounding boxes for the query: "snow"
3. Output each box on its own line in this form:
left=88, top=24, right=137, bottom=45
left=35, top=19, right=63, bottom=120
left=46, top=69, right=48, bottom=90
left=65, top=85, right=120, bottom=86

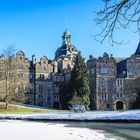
left=0, top=110, right=140, bottom=121
left=0, top=120, right=125, bottom=140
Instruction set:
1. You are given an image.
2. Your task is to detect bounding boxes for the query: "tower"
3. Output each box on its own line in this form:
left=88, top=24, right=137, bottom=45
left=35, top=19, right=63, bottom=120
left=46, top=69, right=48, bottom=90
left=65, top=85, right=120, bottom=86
left=62, top=29, right=71, bottom=45
left=54, top=29, right=78, bottom=59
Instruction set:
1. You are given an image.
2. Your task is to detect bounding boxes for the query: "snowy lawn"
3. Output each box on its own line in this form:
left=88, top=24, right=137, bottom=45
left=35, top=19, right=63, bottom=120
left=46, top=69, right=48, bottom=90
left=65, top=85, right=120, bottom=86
left=0, top=103, right=64, bottom=114
left=0, top=120, right=125, bottom=140
left=0, top=110, right=140, bottom=121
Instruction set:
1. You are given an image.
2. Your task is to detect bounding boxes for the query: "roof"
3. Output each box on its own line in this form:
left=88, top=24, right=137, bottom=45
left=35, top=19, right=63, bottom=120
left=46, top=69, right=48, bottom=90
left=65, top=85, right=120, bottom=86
left=40, top=56, right=48, bottom=60
left=135, top=42, right=140, bottom=55
left=16, top=50, right=25, bottom=56
left=54, top=44, right=78, bottom=59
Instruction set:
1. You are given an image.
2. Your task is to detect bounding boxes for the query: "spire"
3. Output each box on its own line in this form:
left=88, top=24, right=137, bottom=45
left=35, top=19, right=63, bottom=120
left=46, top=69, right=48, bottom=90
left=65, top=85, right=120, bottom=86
left=135, top=42, right=140, bottom=55
left=65, top=15, right=68, bottom=29
left=62, top=29, right=71, bottom=45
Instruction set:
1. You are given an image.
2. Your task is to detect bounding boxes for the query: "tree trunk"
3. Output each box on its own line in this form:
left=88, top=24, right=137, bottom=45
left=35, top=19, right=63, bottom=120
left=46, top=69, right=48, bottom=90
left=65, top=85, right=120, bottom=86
left=5, top=100, right=8, bottom=110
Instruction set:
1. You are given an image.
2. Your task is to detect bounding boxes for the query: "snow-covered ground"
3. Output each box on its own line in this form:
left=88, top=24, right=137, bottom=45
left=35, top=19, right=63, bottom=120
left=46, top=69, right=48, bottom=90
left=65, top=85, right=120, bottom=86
left=0, top=110, right=140, bottom=121
left=0, top=120, right=125, bottom=140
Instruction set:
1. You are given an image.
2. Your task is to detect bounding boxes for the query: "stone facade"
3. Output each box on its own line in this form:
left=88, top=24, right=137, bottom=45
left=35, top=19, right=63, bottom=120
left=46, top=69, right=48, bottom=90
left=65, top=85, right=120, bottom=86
left=87, top=43, right=140, bottom=110
left=0, top=29, right=78, bottom=109
left=0, top=29, right=140, bottom=110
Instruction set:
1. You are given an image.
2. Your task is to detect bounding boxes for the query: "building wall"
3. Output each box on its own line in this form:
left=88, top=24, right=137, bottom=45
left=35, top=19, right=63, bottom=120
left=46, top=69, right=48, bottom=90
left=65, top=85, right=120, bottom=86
left=1, top=31, right=139, bottom=110
left=87, top=50, right=140, bottom=110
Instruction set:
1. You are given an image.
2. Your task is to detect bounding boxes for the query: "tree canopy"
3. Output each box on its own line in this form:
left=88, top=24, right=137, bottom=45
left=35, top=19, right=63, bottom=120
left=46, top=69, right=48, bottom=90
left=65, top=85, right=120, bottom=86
left=60, top=53, right=90, bottom=110
left=132, top=76, right=140, bottom=109
left=95, top=0, right=140, bottom=45
left=0, top=45, right=27, bottom=109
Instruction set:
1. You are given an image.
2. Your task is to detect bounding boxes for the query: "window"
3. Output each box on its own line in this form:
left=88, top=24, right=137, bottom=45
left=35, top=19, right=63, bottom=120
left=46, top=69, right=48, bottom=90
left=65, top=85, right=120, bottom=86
left=19, top=65, right=23, bottom=69
left=57, top=77, right=60, bottom=81
left=116, top=93, right=124, bottom=98
left=29, top=74, right=32, bottom=79
left=18, top=73, right=23, bottom=78
left=39, top=84, right=43, bottom=93
left=29, top=88, right=33, bottom=93
left=120, top=93, right=123, bottom=98
left=130, top=69, right=137, bottom=76
left=101, top=93, right=108, bottom=100
left=106, top=104, right=110, bottom=109
left=123, top=71, right=126, bottom=75
left=101, top=67, right=108, bottom=74
left=40, top=74, right=44, bottom=79
left=68, top=64, right=70, bottom=68
left=38, top=94, right=44, bottom=98
left=61, top=77, right=64, bottom=82
left=99, top=79, right=107, bottom=86
left=90, top=62, right=93, bottom=66
left=29, top=74, right=33, bottom=82
left=54, top=95, right=59, bottom=100
left=120, top=80, right=122, bottom=85
left=91, top=68, right=94, bottom=75
left=53, top=84, right=56, bottom=87
left=9, top=73, right=13, bottom=77
left=48, top=96, right=51, bottom=101
left=131, top=94, right=136, bottom=100
left=116, top=79, right=123, bottom=86
left=47, top=102, right=51, bottom=106
left=53, top=77, right=56, bottom=81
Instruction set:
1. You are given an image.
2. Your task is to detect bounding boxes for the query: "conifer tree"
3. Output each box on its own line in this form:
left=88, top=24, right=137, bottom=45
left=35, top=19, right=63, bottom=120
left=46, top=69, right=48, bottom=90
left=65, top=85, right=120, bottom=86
left=69, top=52, right=90, bottom=110
left=59, top=83, right=72, bottom=110
left=60, top=52, right=90, bottom=110
left=132, top=76, right=140, bottom=109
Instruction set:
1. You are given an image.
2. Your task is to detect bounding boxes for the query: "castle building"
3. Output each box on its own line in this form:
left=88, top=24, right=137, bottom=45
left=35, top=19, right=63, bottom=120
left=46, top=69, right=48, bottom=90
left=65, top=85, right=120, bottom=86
left=0, top=29, right=78, bottom=109
left=0, top=30, right=140, bottom=110
left=87, top=43, right=140, bottom=110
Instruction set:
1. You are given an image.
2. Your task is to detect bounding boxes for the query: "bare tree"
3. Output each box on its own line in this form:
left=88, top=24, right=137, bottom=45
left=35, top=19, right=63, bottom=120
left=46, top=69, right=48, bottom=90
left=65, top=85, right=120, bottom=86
left=0, top=45, right=27, bottom=109
left=0, top=45, right=15, bottom=109
left=95, top=0, right=140, bottom=46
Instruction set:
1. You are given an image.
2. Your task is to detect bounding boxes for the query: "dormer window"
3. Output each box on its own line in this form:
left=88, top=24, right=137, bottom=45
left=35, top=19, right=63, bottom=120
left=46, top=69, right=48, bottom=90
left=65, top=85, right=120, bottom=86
left=136, top=56, right=140, bottom=60
left=20, top=57, right=22, bottom=60
left=101, top=67, right=108, bottom=74
left=130, top=69, right=137, bottom=76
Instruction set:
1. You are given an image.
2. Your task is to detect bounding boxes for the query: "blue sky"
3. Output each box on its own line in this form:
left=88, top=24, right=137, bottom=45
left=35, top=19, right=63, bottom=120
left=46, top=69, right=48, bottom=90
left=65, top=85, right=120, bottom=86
left=0, top=0, right=139, bottom=61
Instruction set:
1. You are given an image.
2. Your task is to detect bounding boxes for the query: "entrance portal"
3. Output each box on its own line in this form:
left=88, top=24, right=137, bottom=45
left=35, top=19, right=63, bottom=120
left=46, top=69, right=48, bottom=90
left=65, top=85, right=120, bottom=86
left=53, top=102, right=59, bottom=109
left=116, top=101, right=124, bottom=110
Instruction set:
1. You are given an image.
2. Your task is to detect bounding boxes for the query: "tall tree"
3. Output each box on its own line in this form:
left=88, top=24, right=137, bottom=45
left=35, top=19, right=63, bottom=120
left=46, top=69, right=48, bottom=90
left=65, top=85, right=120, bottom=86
left=59, top=83, right=72, bottom=110
left=0, top=45, right=27, bottom=109
left=70, top=52, right=90, bottom=110
left=131, top=76, right=140, bottom=109
left=95, top=0, right=140, bottom=46
left=60, top=52, right=90, bottom=110
left=0, top=45, right=15, bottom=109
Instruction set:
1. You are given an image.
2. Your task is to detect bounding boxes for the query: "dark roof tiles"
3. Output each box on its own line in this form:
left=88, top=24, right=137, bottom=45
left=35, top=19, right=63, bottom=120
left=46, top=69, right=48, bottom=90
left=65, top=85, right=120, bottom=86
left=135, top=42, right=140, bottom=55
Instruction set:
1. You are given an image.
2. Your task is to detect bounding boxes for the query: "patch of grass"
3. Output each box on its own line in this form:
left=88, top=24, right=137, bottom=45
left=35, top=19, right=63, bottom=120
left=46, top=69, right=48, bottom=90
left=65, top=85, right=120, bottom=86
left=0, top=102, right=64, bottom=114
